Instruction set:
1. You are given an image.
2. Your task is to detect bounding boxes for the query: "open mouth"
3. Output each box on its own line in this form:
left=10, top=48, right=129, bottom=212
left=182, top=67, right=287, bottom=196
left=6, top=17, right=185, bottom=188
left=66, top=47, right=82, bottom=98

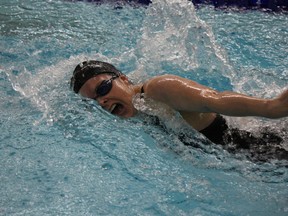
left=110, top=103, right=124, bottom=116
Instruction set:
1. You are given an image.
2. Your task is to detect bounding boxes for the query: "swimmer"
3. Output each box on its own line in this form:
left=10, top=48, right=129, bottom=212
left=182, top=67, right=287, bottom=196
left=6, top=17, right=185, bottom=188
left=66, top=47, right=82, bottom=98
left=70, top=60, right=288, bottom=159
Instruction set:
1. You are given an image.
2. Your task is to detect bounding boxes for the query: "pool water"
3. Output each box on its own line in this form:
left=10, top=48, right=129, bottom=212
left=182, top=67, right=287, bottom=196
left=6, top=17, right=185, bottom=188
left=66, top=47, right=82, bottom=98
left=1, top=0, right=287, bottom=215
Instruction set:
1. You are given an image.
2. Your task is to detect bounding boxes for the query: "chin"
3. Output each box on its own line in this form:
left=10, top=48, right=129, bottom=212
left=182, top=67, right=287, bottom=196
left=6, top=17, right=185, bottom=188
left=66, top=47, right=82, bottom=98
left=119, top=108, right=137, bottom=118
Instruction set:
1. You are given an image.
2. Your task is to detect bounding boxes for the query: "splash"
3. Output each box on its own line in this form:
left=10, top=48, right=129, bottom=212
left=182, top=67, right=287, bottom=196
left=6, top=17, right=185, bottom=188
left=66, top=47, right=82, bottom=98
left=131, top=0, right=233, bottom=82
left=4, top=54, right=108, bottom=125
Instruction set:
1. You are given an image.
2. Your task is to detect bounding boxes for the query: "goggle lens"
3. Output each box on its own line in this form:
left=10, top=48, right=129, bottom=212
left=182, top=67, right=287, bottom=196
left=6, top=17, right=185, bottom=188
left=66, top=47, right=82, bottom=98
left=96, top=76, right=118, bottom=97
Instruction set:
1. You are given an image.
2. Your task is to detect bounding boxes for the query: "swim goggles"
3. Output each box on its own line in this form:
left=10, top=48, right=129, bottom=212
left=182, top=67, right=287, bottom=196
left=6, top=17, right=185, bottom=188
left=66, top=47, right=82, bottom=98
left=95, top=75, right=119, bottom=98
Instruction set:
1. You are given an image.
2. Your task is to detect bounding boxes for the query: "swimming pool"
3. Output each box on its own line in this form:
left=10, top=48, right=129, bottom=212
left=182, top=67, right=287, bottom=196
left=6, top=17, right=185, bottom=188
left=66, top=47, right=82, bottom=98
left=1, top=0, right=287, bottom=215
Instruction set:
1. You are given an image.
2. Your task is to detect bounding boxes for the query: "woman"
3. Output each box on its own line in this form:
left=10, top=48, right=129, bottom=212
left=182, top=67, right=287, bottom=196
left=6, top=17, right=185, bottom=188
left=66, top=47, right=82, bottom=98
left=70, top=60, right=288, bottom=160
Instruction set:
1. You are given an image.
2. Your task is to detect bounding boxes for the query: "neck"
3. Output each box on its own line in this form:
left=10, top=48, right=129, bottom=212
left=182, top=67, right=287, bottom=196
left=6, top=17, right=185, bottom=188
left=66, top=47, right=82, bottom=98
left=131, top=84, right=143, bottom=95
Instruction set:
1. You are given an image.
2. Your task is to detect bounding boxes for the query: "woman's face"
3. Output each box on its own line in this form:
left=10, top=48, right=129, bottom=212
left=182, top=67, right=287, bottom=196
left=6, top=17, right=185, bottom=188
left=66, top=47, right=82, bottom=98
left=79, top=74, right=137, bottom=118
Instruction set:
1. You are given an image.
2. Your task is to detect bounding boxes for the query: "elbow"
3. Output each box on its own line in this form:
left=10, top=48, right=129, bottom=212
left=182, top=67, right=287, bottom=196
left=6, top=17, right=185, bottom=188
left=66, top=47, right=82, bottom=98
left=265, top=99, right=288, bottom=119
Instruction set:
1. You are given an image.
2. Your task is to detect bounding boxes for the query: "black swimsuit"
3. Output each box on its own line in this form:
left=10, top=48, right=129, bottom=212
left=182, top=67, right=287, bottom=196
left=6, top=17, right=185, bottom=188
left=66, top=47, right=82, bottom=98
left=198, top=115, right=287, bottom=161
left=199, top=115, right=228, bottom=145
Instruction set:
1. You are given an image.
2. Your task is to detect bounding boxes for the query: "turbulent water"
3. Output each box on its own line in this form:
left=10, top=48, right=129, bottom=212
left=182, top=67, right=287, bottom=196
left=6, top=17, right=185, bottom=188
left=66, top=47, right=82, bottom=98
left=1, top=0, right=288, bottom=215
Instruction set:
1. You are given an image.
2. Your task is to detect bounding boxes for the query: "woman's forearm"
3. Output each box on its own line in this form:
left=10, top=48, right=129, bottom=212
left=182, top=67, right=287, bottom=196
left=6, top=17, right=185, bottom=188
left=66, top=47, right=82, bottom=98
left=207, top=91, right=287, bottom=118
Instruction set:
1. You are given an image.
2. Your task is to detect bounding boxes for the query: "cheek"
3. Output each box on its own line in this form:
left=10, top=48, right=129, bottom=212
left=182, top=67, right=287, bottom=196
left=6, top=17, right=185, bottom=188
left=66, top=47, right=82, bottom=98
left=114, top=84, right=133, bottom=100
left=126, top=96, right=138, bottom=117
left=116, top=89, right=136, bottom=117
left=123, top=106, right=137, bottom=118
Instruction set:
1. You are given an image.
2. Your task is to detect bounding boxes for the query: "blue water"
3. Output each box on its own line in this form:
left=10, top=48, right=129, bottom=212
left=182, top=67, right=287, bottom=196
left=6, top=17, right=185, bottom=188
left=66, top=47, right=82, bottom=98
left=1, top=0, right=287, bottom=215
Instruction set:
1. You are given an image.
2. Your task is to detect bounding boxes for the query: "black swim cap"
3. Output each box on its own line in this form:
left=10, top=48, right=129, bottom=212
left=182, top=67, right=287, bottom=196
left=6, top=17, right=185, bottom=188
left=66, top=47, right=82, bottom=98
left=70, top=60, right=123, bottom=93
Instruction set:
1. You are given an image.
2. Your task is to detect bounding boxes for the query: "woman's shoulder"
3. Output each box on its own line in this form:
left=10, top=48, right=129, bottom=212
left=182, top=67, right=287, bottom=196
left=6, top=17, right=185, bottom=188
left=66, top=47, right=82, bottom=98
left=142, top=74, right=195, bottom=107
left=144, top=74, right=204, bottom=95
left=144, top=74, right=183, bottom=90
left=148, top=74, right=182, bottom=82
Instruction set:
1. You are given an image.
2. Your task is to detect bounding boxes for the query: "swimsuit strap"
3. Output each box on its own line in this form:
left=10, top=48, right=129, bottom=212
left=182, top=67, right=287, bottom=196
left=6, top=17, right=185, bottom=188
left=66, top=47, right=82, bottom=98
left=141, top=85, right=145, bottom=94
left=140, top=85, right=145, bottom=98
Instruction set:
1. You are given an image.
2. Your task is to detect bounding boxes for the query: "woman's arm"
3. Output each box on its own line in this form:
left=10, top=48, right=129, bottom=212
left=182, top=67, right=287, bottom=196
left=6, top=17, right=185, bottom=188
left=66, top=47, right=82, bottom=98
left=202, top=89, right=288, bottom=118
left=145, top=75, right=288, bottom=119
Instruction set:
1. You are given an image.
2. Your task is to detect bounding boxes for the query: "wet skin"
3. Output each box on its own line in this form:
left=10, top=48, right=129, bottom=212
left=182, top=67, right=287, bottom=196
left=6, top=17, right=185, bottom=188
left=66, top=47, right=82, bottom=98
left=79, top=74, right=288, bottom=131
